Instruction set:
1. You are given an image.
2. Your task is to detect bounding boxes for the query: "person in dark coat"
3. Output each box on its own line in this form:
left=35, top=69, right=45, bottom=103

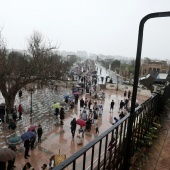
left=85, top=119, right=91, bottom=132
left=75, top=95, right=78, bottom=105
left=119, top=111, right=125, bottom=119
left=70, top=118, right=77, bottom=138
left=88, top=100, right=92, bottom=110
left=80, top=98, right=84, bottom=108
left=8, top=145, right=17, bottom=168
left=24, top=139, right=30, bottom=159
left=128, top=90, right=131, bottom=99
left=60, top=107, right=65, bottom=125
left=8, top=121, right=17, bottom=130
left=0, top=161, right=6, bottom=170
left=30, top=129, right=36, bottom=150
left=124, top=90, right=127, bottom=98
left=37, top=124, right=43, bottom=143
left=65, top=97, right=68, bottom=104
left=119, top=100, right=124, bottom=111
left=110, top=100, right=115, bottom=113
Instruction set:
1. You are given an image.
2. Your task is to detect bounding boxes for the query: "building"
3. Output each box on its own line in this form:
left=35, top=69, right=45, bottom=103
left=141, top=59, right=170, bottom=76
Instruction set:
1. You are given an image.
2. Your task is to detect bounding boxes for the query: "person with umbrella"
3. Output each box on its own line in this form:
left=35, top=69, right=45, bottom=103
left=24, top=139, right=30, bottom=159
left=0, top=147, right=16, bottom=169
left=70, top=118, right=77, bottom=138
left=8, top=121, right=17, bottom=130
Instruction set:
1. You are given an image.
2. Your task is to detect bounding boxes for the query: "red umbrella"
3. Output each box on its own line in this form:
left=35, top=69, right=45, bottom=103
left=28, top=125, right=37, bottom=131
left=77, top=119, right=86, bottom=126
left=73, top=91, right=79, bottom=95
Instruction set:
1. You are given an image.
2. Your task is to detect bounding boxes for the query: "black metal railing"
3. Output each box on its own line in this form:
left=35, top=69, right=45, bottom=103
left=53, top=84, right=170, bottom=170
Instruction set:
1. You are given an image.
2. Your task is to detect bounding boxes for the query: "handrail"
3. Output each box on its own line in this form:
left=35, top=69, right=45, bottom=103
left=53, top=114, right=129, bottom=170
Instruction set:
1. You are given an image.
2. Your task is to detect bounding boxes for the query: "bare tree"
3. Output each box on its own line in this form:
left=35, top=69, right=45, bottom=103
left=0, top=31, right=70, bottom=122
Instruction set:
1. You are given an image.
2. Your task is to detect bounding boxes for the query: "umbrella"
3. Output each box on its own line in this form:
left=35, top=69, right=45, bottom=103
left=53, top=103, right=60, bottom=108
left=28, top=125, right=37, bottom=131
left=21, top=131, right=35, bottom=141
left=7, top=136, right=22, bottom=145
left=0, top=148, right=16, bottom=161
left=63, top=95, right=69, bottom=99
left=73, top=91, right=79, bottom=95
left=76, top=119, right=86, bottom=126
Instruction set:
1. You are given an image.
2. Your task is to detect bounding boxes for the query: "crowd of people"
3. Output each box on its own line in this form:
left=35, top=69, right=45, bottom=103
left=0, top=61, right=138, bottom=169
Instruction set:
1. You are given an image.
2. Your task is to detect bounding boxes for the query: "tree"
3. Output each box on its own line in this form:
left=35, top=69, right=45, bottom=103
left=0, top=31, right=70, bottom=122
left=111, top=60, right=121, bottom=73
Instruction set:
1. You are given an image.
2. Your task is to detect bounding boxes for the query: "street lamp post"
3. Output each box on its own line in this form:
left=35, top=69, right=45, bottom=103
left=29, top=88, right=34, bottom=117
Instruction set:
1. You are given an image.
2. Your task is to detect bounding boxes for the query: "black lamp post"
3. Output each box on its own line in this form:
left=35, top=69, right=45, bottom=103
left=28, top=88, right=34, bottom=117
left=116, top=72, right=119, bottom=91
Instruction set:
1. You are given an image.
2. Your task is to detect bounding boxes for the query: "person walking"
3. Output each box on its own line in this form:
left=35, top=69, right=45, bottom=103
left=37, top=124, right=43, bottom=143
left=80, top=98, right=84, bottom=108
left=84, top=98, right=88, bottom=108
left=95, top=123, right=99, bottom=134
left=124, top=90, right=127, bottom=98
left=70, top=118, right=77, bottom=138
left=110, top=100, right=115, bottom=113
left=93, top=108, right=98, bottom=125
left=24, top=139, right=30, bottom=159
left=88, top=100, right=92, bottom=110
left=8, top=145, right=17, bottom=168
left=30, top=135, right=36, bottom=150
left=18, top=104, right=23, bottom=120
left=60, top=107, right=65, bottom=125
left=119, top=100, right=124, bottom=111
left=128, top=90, right=131, bottom=99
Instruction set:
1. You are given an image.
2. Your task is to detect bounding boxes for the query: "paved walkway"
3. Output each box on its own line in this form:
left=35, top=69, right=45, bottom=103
left=0, top=88, right=148, bottom=170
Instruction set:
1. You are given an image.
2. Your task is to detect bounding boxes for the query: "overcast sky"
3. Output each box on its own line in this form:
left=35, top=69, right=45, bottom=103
left=0, top=0, right=170, bottom=60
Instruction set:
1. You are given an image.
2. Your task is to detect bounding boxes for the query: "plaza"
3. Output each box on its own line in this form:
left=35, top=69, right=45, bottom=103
left=0, top=85, right=148, bottom=169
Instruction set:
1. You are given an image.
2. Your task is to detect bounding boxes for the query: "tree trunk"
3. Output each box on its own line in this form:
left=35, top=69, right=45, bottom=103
left=5, top=94, right=16, bottom=123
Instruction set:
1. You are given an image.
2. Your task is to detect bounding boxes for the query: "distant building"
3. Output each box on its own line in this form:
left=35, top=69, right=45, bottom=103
left=76, top=51, right=88, bottom=58
left=141, top=59, right=170, bottom=76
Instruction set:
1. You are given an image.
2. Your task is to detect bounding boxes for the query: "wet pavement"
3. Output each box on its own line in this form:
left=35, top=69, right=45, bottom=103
left=0, top=86, right=149, bottom=170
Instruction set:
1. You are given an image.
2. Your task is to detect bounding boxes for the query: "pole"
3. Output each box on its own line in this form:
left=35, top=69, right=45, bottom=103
left=30, top=92, right=32, bottom=117
left=123, top=11, right=170, bottom=169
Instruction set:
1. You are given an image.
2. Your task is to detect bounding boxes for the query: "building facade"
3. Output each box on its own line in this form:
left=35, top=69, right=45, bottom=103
left=141, top=60, right=169, bottom=76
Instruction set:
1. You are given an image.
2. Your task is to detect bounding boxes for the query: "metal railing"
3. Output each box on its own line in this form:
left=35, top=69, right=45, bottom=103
left=53, top=84, right=170, bottom=170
